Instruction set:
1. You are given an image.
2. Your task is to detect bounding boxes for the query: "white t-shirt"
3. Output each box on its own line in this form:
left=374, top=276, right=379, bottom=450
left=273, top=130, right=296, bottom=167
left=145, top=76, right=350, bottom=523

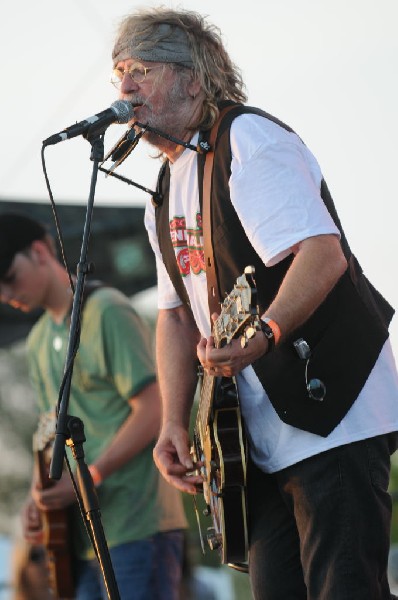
left=145, top=113, right=398, bottom=473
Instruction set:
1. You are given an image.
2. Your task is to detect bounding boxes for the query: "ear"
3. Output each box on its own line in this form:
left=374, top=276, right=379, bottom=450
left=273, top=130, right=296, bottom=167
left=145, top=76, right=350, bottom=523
left=188, top=75, right=201, bottom=100
left=30, top=239, right=52, bottom=264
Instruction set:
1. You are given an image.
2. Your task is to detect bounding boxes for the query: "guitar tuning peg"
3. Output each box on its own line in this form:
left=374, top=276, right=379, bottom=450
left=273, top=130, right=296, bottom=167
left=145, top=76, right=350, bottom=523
left=240, top=326, right=257, bottom=349
left=245, top=326, right=257, bottom=340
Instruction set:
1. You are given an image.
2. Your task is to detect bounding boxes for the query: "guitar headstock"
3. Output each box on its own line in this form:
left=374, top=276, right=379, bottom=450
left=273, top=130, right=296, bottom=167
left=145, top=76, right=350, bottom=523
left=213, top=266, right=260, bottom=348
left=33, top=412, right=56, bottom=453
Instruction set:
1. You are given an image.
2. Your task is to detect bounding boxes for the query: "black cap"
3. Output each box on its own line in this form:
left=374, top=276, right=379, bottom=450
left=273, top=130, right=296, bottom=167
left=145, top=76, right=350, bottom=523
left=0, top=213, right=47, bottom=279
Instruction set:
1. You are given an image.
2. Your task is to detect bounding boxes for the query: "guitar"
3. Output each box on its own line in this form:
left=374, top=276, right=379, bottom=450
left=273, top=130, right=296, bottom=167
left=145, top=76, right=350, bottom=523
left=33, top=414, right=75, bottom=599
left=192, top=266, right=260, bottom=570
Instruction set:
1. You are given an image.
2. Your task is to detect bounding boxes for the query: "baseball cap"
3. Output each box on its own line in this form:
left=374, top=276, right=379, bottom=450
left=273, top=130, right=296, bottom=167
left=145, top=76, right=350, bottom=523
left=0, top=213, right=47, bottom=279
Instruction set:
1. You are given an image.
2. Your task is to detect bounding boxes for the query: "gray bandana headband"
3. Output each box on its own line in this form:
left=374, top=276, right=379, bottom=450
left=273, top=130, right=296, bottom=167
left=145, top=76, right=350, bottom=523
left=112, top=23, right=194, bottom=68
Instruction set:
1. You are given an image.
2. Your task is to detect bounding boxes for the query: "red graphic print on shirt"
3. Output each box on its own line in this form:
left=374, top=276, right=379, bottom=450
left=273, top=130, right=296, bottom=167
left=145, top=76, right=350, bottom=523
left=170, top=213, right=205, bottom=277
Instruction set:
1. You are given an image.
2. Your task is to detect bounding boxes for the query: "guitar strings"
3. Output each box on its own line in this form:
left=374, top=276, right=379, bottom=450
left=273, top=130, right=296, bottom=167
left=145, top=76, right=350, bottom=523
left=192, top=495, right=206, bottom=555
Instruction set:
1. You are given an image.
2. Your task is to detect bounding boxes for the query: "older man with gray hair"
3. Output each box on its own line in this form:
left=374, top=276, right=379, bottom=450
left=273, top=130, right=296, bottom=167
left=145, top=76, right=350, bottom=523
left=109, top=8, right=398, bottom=600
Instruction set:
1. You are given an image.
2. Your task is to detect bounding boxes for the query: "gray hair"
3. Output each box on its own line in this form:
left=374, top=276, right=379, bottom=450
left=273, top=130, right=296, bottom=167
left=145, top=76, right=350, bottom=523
left=112, top=7, right=247, bottom=129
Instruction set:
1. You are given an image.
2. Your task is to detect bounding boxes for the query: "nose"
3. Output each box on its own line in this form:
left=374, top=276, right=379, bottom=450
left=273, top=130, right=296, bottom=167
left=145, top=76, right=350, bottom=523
left=120, top=73, right=139, bottom=95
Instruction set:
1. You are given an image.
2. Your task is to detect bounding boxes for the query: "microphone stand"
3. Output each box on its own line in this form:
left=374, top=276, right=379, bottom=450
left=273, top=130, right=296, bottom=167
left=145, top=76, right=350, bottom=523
left=49, top=126, right=120, bottom=600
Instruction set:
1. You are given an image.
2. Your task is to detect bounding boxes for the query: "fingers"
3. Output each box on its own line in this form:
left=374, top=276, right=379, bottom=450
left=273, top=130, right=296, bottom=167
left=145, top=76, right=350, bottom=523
left=153, top=429, right=204, bottom=494
left=197, top=337, right=207, bottom=365
left=197, top=337, right=207, bottom=350
left=33, top=476, right=76, bottom=511
left=22, top=499, right=41, bottom=529
left=22, top=500, right=44, bottom=544
left=197, top=336, right=222, bottom=374
left=198, top=330, right=268, bottom=376
left=160, top=470, right=203, bottom=495
left=25, top=529, right=44, bottom=545
left=154, top=460, right=202, bottom=494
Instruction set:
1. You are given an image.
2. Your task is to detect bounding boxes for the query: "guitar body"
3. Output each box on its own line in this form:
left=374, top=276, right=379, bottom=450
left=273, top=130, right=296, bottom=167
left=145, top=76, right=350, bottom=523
left=33, top=416, right=75, bottom=599
left=193, top=374, right=248, bottom=566
left=192, top=266, right=261, bottom=570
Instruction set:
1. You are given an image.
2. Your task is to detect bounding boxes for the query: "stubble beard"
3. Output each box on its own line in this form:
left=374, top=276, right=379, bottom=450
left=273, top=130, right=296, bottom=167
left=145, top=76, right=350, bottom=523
left=139, top=79, right=194, bottom=153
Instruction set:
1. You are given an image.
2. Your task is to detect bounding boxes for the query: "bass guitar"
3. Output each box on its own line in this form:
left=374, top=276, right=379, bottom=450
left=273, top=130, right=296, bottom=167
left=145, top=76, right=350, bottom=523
left=33, top=414, right=75, bottom=599
left=192, top=266, right=260, bottom=570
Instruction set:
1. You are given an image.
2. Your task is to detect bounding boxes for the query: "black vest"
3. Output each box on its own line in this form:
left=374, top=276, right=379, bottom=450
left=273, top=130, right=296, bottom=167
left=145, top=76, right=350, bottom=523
left=155, top=103, right=394, bottom=436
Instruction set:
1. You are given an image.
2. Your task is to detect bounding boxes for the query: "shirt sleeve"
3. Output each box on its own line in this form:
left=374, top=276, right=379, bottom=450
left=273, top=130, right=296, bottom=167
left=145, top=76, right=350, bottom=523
left=229, top=114, right=340, bottom=266
left=98, top=295, right=157, bottom=399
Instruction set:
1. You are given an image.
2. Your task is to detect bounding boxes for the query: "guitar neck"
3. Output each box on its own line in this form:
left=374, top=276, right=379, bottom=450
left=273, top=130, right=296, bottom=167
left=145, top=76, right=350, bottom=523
left=196, top=372, right=215, bottom=442
left=33, top=434, right=54, bottom=491
left=196, top=275, right=254, bottom=437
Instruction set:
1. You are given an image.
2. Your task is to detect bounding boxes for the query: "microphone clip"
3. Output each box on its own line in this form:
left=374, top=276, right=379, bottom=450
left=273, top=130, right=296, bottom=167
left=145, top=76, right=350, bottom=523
left=197, top=139, right=211, bottom=154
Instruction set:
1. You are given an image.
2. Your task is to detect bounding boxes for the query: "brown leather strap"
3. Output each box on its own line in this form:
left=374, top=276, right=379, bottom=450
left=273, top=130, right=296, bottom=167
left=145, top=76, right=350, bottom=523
left=202, top=105, right=236, bottom=320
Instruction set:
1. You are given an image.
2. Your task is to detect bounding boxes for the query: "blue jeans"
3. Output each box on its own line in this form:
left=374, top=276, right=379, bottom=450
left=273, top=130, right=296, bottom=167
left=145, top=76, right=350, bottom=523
left=74, top=530, right=185, bottom=600
left=248, top=432, right=398, bottom=600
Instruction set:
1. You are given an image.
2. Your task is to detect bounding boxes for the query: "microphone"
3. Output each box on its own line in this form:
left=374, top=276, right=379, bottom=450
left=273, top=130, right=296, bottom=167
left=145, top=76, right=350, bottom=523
left=42, top=100, right=134, bottom=147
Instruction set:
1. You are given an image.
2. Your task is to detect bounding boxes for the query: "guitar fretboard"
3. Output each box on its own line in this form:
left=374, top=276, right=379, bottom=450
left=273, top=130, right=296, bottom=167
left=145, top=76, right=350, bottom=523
left=196, top=372, right=215, bottom=444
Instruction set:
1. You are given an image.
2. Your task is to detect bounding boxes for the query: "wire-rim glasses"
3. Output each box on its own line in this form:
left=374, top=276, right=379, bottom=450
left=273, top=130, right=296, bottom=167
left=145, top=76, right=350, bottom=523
left=110, top=63, right=163, bottom=89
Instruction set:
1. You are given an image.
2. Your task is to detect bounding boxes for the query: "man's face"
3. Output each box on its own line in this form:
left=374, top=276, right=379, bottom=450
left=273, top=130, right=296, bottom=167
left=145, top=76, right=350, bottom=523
left=0, top=249, right=45, bottom=312
left=114, top=58, right=192, bottom=142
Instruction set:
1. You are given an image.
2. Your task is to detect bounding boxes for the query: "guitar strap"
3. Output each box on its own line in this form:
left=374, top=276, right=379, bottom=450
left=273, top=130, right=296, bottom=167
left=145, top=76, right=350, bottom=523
left=202, top=105, right=237, bottom=320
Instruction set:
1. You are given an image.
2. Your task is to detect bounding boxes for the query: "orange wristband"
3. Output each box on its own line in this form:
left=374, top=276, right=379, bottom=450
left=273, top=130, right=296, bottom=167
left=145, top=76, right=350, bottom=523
left=88, top=464, right=103, bottom=487
left=262, top=317, right=281, bottom=345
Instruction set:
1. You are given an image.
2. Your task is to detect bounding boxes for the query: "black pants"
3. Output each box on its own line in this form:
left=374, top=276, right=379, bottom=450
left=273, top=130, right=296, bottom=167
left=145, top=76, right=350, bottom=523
left=247, top=432, right=398, bottom=600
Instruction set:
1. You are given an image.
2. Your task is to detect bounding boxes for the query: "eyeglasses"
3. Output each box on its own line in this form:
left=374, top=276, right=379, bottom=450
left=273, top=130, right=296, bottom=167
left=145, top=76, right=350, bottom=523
left=293, top=338, right=326, bottom=402
left=110, top=63, right=163, bottom=89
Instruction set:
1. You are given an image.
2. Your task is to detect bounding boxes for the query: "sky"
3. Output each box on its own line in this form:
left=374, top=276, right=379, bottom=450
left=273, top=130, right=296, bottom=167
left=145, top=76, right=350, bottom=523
left=0, top=0, right=397, bottom=355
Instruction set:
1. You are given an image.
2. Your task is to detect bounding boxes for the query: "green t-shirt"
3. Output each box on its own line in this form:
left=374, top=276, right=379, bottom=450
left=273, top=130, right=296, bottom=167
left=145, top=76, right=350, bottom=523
left=28, top=287, right=186, bottom=560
